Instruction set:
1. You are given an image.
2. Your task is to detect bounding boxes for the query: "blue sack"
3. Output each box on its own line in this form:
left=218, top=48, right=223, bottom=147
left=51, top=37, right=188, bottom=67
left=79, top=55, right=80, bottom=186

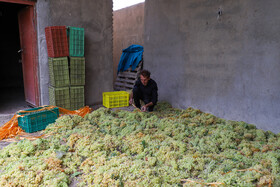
left=117, top=44, right=143, bottom=73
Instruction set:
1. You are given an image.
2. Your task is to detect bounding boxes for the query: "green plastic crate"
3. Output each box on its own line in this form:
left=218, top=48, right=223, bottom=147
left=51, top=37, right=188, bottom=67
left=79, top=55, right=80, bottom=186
left=70, top=57, right=85, bottom=86
left=70, top=86, right=85, bottom=110
left=48, top=57, right=70, bottom=87
left=18, top=106, right=59, bottom=133
left=68, top=27, right=84, bottom=57
left=49, top=86, right=71, bottom=109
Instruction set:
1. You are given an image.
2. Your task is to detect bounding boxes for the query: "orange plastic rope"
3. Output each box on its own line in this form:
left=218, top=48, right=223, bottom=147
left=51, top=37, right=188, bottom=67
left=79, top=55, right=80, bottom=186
left=18, top=106, right=57, bottom=114
left=58, top=106, right=92, bottom=117
left=0, top=114, right=23, bottom=141
left=0, top=106, right=92, bottom=141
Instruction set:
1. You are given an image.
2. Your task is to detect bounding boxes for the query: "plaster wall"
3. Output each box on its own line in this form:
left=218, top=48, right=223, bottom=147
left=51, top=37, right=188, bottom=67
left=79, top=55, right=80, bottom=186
left=36, top=0, right=113, bottom=106
left=144, top=0, right=280, bottom=133
left=113, top=3, right=144, bottom=82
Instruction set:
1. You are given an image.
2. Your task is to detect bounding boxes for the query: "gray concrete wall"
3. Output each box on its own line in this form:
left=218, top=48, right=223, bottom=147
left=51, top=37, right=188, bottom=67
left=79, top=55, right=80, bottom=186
left=144, top=0, right=280, bottom=133
left=113, top=3, right=144, bottom=82
left=36, top=0, right=113, bottom=106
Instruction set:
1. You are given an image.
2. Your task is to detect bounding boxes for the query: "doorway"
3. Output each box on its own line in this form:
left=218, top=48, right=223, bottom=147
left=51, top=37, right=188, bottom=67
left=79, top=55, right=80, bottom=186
left=0, top=1, right=38, bottom=114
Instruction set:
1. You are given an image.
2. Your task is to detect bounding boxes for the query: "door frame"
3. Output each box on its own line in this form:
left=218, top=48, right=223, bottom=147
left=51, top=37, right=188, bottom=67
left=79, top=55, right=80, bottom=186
left=1, top=0, right=40, bottom=107
left=0, top=0, right=35, bottom=5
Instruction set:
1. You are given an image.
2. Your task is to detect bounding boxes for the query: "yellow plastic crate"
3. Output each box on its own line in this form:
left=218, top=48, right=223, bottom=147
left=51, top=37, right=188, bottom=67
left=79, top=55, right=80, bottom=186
left=103, top=91, right=129, bottom=108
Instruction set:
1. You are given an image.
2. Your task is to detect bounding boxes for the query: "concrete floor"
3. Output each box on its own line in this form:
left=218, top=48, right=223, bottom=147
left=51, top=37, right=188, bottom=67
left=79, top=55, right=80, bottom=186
left=0, top=87, right=31, bottom=126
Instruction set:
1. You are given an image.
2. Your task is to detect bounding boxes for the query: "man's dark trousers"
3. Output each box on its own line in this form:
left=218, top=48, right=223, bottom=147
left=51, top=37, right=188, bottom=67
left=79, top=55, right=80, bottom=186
left=133, top=87, right=154, bottom=112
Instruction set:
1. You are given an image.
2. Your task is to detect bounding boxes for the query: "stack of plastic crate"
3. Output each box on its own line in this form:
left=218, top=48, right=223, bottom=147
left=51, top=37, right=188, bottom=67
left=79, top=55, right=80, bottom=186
left=68, top=27, right=85, bottom=110
left=45, top=26, right=85, bottom=110
left=45, top=26, right=71, bottom=109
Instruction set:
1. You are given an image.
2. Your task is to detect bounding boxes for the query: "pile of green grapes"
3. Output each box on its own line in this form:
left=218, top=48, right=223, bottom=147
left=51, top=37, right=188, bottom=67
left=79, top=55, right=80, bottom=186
left=0, top=102, right=279, bottom=186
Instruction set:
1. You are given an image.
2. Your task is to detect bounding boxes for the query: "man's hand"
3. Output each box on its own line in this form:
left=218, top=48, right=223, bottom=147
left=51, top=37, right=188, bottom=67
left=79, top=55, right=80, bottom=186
left=129, top=98, right=133, bottom=105
left=141, top=105, right=147, bottom=112
left=141, top=102, right=153, bottom=112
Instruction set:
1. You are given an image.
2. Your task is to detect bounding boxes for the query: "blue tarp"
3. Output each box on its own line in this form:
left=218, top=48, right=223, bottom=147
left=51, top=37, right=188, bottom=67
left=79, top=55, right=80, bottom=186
left=117, top=44, right=143, bottom=73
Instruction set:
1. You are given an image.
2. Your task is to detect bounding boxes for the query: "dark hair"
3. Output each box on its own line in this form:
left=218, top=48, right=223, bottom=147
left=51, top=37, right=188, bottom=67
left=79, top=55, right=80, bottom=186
left=140, top=69, right=151, bottom=78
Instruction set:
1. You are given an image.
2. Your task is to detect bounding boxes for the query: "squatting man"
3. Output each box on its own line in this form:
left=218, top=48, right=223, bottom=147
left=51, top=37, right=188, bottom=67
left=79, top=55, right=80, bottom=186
left=129, top=70, right=158, bottom=112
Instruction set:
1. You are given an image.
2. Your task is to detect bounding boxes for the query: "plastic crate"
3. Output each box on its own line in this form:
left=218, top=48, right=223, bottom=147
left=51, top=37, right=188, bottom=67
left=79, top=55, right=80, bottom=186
left=68, top=27, right=84, bottom=57
left=17, top=106, right=59, bottom=133
left=103, top=91, right=129, bottom=108
left=45, top=26, right=69, bottom=57
left=70, top=86, right=85, bottom=110
left=70, top=57, right=85, bottom=86
left=49, top=86, right=71, bottom=109
left=48, top=57, right=70, bottom=87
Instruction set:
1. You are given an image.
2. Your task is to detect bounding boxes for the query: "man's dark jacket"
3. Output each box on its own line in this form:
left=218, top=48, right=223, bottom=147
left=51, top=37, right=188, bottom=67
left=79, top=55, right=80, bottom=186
left=133, top=78, right=158, bottom=105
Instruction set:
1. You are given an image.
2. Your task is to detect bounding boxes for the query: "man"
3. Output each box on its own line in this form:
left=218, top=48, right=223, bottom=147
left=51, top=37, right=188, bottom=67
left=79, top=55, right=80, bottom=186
left=129, top=70, right=158, bottom=112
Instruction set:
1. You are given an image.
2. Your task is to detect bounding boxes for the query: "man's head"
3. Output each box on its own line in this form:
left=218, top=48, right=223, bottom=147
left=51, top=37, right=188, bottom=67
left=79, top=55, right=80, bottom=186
left=140, top=70, right=151, bottom=86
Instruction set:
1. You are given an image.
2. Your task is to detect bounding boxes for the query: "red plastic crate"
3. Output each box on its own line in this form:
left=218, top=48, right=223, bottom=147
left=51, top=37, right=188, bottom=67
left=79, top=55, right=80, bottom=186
left=45, top=26, right=69, bottom=57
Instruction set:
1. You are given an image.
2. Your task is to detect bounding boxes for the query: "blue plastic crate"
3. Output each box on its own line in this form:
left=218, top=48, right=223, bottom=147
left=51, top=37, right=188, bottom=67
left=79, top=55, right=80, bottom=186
left=17, top=106, right=59, bottom=133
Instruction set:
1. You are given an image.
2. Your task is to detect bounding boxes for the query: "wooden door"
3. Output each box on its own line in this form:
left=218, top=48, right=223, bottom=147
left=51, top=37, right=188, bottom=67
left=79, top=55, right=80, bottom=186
left=18, top=5, right=39, bottom=106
